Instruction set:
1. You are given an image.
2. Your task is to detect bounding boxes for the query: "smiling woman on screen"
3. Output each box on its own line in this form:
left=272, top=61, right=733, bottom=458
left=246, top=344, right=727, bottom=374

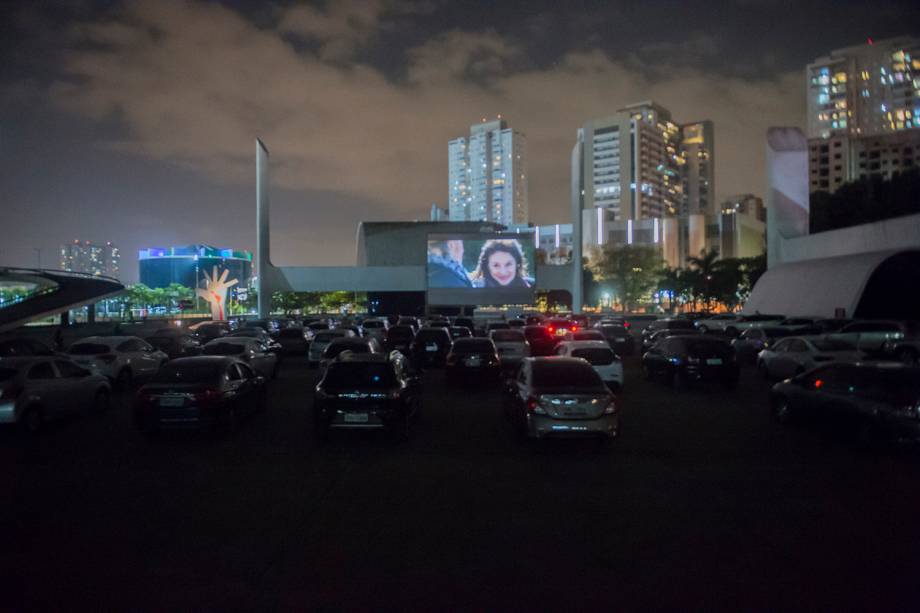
left=471, top=239, right=533, bottom=288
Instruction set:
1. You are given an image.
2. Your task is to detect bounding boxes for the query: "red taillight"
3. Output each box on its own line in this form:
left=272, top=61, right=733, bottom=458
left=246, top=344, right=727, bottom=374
left=623, top=322, right=630, bottom=329
left=526, top=396, right=539, bottom=413
left=194, top=389, right=220, bottom=404
left=547, top=326, right=555, bottom=334
left=814, top=379, right=824, bottom=389
left=571, top=325, right=579, bottom=332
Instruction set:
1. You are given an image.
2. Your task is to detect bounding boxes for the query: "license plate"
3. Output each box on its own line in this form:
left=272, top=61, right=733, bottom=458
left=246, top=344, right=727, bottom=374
left=706, top=358, right=723, bottom=365
left=426, top=344, right=438, bottom=352
left=159, top=397, right=185, bottom=407
left=466, top=357, right=481, bottom=367
left=344, top=413, right=369, bottom=423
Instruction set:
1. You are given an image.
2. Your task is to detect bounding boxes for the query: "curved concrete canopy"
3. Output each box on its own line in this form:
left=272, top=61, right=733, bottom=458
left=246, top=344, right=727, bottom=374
left=743, top=249, right=920, bottom=319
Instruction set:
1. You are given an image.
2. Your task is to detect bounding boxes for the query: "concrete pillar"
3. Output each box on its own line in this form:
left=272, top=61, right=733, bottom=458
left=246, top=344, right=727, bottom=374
left=256, top=139, right=272, bottom=318
left=766, top=128, right=809, bottom=268
left=60, top=311, right=70, bottom=327
left=87, top=303, right=96, bottom=324
left=570, top=133, right=584, bottom=313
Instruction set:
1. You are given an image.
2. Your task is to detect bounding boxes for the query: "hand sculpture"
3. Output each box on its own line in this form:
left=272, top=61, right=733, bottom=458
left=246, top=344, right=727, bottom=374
left=196, top=266, right=239, bottom=321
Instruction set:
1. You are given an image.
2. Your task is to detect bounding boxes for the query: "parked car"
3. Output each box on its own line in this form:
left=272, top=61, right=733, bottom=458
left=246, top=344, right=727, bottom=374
left=489, top=329, right=530, bottom=369
left=339, top=324, right=364, bottom=338
left=776, top=317, right=821, bottom=333
left=641, top=319, right=697, bottom=345
left=320, top=337, right=384, bottom=369
left=276, top=327, right=312, bottom=355
left=145, top=334, right=203, bottom=360
left=523, top=325, right=556, bottom=357
left=693, top=313, right=739, bottom=334
left=191, top=322, right=230, bottom=344
left=445, top=338, right=501, bottom=385
left=553, top=340, right=624, bottom=390
left=397, top=316, right=420, bottom=332
left=202, top=337, right=278, bottom=378
left=621, top=314, right=659, bottom=333
left=307, top=321, right=331, bottom=333
left=507, top=318, right=526, bottom=329
left=0, top=357, right=111, bottom=433
left=642, top=328, right=697, bottom=354
left=730, top=326, right=796, bottom=364
left=596, top=325, right=635, bottom=356
left=564, top=329, right=607, bottom=343
left=313, top=352, right=421, bottom=440
left=448, top=326, right=473, bottom=341
left=453, top=317, right=475, bottom=333
left=673, top=311, right=711, bottom=322
left=361, top=318, right=389, bottom=343
left=134, top=356, right=266, bottom=436
left=229, top=327, right=282, bottom=351
left=524, top=315, right=544, bottom=326
left=486, top=322, right=511, bottom=334
left=827, top=320, right=920, bottom=355
left=504, top=357, right=618, bottom=441
left=698, top=314, right=785, bottom=337
left=0, top=337, right=57, bottom=357
left=68, top=336, right=168, bottom=389
left=756, top=337, right=863, bottom=381
left=409, top=327, right=453, bottom=368
left=769, top=362, right=920, bottom=445
left=882, top=338, right=920, bottom=365
left=810, top=318, right=853, bottom=333
left=544, top=318, right=579, bottom=339
left=383, top=325, right=416, bottom=356
left=642, top=335, right=739, bottom=390
left=308, top=329, right=357, bottom=367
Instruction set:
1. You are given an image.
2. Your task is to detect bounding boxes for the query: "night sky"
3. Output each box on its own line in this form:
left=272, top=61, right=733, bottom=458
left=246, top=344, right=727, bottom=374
left=2, top=0, right=919, bottom=281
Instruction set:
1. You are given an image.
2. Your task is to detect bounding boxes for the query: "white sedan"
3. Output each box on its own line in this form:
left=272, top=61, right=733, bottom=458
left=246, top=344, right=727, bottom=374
left=756, top=336, right=864, bottom=380
left=68, top=336, right=168, bottom=389
left=489, top=329, right=530, bottom=368
left=553, top=340, right=624, bottom=390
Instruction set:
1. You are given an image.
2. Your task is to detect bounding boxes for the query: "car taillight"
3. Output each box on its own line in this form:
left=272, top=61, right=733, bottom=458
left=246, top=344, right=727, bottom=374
left=194, top=389, right=220, bottom=404
left=526, top=396, right=547, bottom=415
left=0, top=384, right=23, bottom=401
left=99, top=354, right=117, bottom=364
left=603, top=397, right=618, bottom=415
left=547, top=326, right=555, bottom=334
left=571, top=325, right=579, bottom=332
left=623, top=322, right=630, bottom=329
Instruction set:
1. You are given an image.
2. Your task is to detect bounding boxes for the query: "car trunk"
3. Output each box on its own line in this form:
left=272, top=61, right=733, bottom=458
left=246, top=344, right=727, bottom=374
left=535, top=391, right=608, bottom=419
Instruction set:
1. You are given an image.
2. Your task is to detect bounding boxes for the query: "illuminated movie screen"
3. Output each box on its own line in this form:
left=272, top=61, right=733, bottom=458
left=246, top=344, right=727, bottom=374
left=426, top=234, right=537, bottom=306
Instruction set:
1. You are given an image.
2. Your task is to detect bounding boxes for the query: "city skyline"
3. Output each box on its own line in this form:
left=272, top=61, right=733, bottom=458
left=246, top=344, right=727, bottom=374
left=2, top=1, right=920, bottom=281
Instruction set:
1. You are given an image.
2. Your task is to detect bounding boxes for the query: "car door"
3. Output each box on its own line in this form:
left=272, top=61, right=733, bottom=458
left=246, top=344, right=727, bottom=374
left=26, top=360, right=66, bottom=419
left=54, top=359, right=95, bottom=411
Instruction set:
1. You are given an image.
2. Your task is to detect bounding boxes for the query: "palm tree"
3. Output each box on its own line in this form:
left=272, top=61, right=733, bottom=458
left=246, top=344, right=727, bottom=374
left=687, top=248, right=720, bottom=309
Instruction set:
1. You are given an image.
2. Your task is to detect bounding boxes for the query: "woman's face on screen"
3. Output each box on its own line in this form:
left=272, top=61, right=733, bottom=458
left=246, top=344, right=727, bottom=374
left=488, top=251, right=517, bottom=286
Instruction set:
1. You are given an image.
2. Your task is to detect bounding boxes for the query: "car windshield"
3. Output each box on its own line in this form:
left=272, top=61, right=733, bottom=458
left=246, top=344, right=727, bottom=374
left=453, top=340, right=494, bottom=354
left=571, top=347, right=615, bottom=365
left=322, top=363, right=396, bottom=389
left=532, top=361, right=604, bottom=390
left=68, top=343, right=109, bottom=355
left=812, top=339, right=857, bottom=351
left=152, top=363, right=223, bottom=383
left=492, top=331, right=525, bottom=342
left=204, top=342, right=246, bottom=356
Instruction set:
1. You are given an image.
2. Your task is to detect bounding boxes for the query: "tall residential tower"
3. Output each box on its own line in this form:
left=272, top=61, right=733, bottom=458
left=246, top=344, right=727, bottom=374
left=448, top=119, right=528, bottom=226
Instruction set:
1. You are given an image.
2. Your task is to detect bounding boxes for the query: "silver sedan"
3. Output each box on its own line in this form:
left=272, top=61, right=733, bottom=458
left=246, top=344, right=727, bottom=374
left=757, top=336, right=864, bottom=380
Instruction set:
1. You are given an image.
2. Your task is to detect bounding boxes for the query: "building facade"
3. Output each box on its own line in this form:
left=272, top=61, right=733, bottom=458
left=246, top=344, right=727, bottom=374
left=448, top=119, right=528, bottom=226
left=807, top=37, right=920, bottom=193
left=138, top=245, right=253, bottom=293
left=59, top=240, right=121, bottom=279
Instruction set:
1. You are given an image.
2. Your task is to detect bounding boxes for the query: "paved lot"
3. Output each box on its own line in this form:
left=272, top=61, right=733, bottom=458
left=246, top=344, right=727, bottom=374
left=2, top=356, right=919, bottom=610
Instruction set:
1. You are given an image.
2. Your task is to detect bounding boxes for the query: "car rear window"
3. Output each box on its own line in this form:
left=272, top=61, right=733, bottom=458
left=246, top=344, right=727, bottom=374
left=363, top=320, right=383, bottom=329
left=416, top=330, right=448, bottom=342
left=0, top=368, right=17, bottom=382
left=453, top=340, right=495, bottom=354
left=323, top=363, right=396, bottom=389
left=152, top=363, right=223, bottom=383
left=600, top=326, right=628, bottom=337
left=203, top=342, right=246, bottom=356
left=492, top=331, right=525, bottom=342
left=532, top=361, right=604, bottom=390
left=387, top=327, right=414, bottom=339
left=279, top=329, right=304, bottom=339
left=323, top=342, right=370, bottom=359
left=571, top=348, right=615, bottom=365
left=68, top=343, right=109, bottom=355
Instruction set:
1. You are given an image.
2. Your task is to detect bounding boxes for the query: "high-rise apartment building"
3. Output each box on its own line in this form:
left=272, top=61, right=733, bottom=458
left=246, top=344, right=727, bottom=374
left=572, top=101, right=716, bottom=253
left=60, top=240, right=121, bottom=279
left=807, top=37, right=920, bottom=193
left=448, top=119, right=528, bottom=226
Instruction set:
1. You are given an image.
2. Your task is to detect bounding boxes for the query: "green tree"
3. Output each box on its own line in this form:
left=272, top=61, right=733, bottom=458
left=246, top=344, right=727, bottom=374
left=588, top=245, right=664, bottom=313
left=687, top=247, right=722, bottom=309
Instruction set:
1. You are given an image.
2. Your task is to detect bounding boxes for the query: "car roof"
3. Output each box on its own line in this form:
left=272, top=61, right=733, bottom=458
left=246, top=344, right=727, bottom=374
left=558, top=340, right=611, bottom=349
left=205, top=337, right=254, bottom=345
left=167, top=356, right=238, bottom=366
left=333, top=352, right=391, bottom=364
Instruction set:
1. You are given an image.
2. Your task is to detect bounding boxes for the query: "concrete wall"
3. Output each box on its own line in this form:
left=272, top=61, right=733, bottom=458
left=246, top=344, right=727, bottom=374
left=780, top=212, right=920, bottom=264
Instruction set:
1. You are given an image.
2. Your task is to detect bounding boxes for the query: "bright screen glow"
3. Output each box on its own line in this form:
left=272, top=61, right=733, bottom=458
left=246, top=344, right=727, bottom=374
left=427, top=233, right=536, bottom=306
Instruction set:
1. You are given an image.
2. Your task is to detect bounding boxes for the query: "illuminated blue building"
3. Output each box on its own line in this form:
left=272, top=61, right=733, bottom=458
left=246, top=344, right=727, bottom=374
left=138, top=244, right=253, bottom=291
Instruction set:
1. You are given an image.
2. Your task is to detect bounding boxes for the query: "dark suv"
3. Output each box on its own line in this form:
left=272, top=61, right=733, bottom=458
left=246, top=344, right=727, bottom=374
left=409, top=327, right=453, bottom=368
left=641, top=335, right=739, bottom=390
left=313, top=352, right=421, bottom=440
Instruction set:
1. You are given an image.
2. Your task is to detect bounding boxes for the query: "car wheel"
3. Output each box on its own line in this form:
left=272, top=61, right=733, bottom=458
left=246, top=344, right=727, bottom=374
left=94, top=389, right=111, bottom=414
left=115, top=368, right=133, bottom=391
left=773, top=398, right=795, bottom=425
left=896, top=347, right=918, bottom=365
left=21, top=406, right=43, bottom=434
